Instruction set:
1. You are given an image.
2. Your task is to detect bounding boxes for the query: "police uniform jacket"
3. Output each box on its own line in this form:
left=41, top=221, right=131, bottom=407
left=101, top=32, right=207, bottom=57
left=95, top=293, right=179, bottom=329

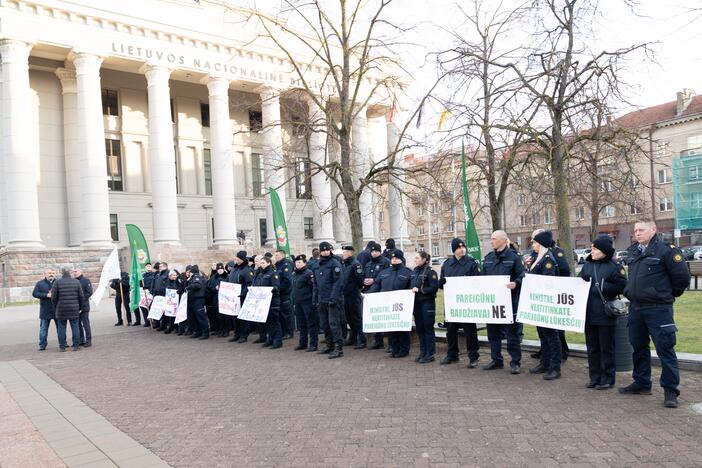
left=342, top=256, right=364, bottom=296
left=551, top=245, right=571, bottom=277
left=314, top=255, right=344, bottom=304
left=32, top=278, right=56, bottom=320
left=528, top=250, right=558, bottom=276
left=275, top=258, right=294, bottom=297
left=369, top=263, right=413, bottom=292
left=624, top=234, right=690, bottom=308
left=439, top=255, right=480, bottom=288
left=151, top=270, right=169, bottom=297
left=410, top=265, right=439, bottom=302
left=227, top=263, right=253, bottom=303
left=142, top=271, right=157, bottom=292
left=186, top=273, right=206, bottom=301
left=362, top=255, right=390, bottom=292
left=110, top=272, right=130, bottom=297
left=293, top=266, right=316, bottom=303
left=253, top=265, right=280, bottom=310
left=579, top=255, right=627, bottom=326
left=482, top=247, right=525, bottom=307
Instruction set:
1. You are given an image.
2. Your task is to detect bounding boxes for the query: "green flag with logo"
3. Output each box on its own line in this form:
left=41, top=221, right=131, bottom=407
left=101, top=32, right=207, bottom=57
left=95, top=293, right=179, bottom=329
left=461, top=140, right=481, bottom=259
left=269, top=187, right=290, bottom=255
left=126, top=224, right=151, bottom=312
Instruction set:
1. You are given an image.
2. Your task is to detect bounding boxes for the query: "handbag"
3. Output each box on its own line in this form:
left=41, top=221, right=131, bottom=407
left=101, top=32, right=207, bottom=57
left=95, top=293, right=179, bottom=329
left=593, top=264, right=628, bottom=318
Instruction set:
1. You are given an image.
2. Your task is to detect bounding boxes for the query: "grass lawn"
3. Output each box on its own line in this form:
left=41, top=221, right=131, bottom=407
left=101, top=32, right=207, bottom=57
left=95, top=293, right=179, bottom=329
left=434, top=290, right=702, bottom=354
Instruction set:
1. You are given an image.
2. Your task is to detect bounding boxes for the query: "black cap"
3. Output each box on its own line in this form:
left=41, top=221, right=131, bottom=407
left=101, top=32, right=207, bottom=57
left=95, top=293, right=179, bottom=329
left=592, top=235, right=615, bottom=258
left=294, top=254, right=307, bottom=263
left=236, top=250, right=247, bottom=261
left=190, top=264, right=200, bottom=274
left=370, top=242, right=382, bottom=252
left=534, top=231, right=554, bottom=249
left=385, top=238, right=396, bottom=249
left=264, top=252, right=273, bottom=258
left=451, top=238, right=466, bottom=253
left=342, top=245, right=354, bottom=251
left=319, top=241, right=333, bottom=251
left=153, top=262, right=161, bottom=270
left=390, top=249, right=405, bottom=261
left=215, top=262, right=224, bottom=270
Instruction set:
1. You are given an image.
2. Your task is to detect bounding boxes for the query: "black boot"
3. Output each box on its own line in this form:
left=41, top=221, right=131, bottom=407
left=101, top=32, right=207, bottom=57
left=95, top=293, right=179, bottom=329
left=664, top=388, right=679, bottom=408
left=328, top=345, right=343, bottom=359
left=319, top=345, right=333, bottom=354
left=543, top=368, right=561, bottom=380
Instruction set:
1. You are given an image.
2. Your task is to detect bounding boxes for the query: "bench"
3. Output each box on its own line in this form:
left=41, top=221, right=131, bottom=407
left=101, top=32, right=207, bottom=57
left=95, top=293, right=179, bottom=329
left=689, top=261, right=702, bottom=290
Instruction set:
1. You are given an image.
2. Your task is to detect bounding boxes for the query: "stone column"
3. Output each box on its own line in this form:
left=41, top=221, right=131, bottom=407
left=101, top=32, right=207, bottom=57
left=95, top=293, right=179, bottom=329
left=72, top=52, right=114, bottom=247
left=0, top=40, right=43, bottom=248
left=206, top=76, right=237, bottom=246
left=55, top=68, right=81, bottom=246
left=352, top=106, right=375, bottom=242
left=144, top=65, right=180, bottom=244
left=306, top=95, right=334, bottom=243
left=260, top=86, right=285, bottom=246
left=386, top=110, right=410, bottom=249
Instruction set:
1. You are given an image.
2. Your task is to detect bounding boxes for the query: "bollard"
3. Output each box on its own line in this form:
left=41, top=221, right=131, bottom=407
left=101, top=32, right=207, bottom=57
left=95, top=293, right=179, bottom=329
left=614, top=314, right=633, bottom=372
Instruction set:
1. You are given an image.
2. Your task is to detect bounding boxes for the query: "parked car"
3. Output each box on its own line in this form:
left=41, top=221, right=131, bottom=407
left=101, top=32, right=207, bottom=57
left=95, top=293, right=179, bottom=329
left=683, top=246, right=702, bottom=261
left=574, top=248, right=591, bottom=264
left=695, top=248, right=702, bottom=261
left=614, top=251, right=629, bottom=263
left=431, top=257, right=447, bottom=266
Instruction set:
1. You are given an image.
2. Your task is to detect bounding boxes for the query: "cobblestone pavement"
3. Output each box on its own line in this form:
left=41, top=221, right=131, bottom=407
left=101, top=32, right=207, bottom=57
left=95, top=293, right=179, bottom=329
left=1, top=324, right=701, bottom=467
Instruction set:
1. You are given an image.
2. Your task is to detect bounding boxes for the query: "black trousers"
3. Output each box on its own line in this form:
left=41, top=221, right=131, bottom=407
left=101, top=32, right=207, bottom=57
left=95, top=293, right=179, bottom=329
left=445, top=322, right=479, bottom=361
left=585, top=324, right=616, bottom=385
left=343, top=292, right=363, bottom=344
left=114, top=294, right=131, bottom=323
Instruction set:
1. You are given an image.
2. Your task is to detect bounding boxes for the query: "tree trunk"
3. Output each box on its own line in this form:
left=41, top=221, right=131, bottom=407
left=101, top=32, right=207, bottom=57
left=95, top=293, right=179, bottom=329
left=551, top=128, right=575, bottom=273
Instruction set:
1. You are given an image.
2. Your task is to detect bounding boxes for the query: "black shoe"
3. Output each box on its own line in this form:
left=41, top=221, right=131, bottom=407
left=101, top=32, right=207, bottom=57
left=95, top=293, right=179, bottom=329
left=420, top=355, right=435, bottom=364
left=618, top=382, right=652, bottom=395
left=530, top=351, right=541, bottom=359
left=319, top=347, right=333, bottom=354
left=440, top=356, right=459, bottom=365
left=415, top=355, right=423, bottom=363
left=354, top=343, right=367, bottom=350
left=143, top=322, right=150, bottom=327
left=482, top=360, right=503, bottom=370
left=198, top=335, right=209, bottom=340
left=177, top=330, right=184, bottom=336
left=157, top=327, right=167, bottom=332
left=270, top=343, right=282, bottom=349
left=39, top=347, right=46, bottom=351
left=586, top=382, right=597, bottom=389
left=59, top=347, right=66, bottom=352
left=393, top=353, right=408, bottom=358
left=369, top=342, right=384, bottom=350
left=529, top=364, right=547, bottom=374
left=294, top=344, right=307, bottom=351
left=164, top=330, right=172, bottom=335
left=253, top=338, right=266, bottom=344
left=664, top=389, right=679, bottom=408
left=328, top=347, right=343, bottom=359
left=510, top=363, right=520, bottom=375
left=237, top=337, right=247, bottom=343
left=543, top=369, right=561, bottom=380
left=562, top=353, right=569, bottom=361
left=306, top=346, right=318, bottom=352
left=184, top=331, right=193, bottom=336
left=132, top=322, right=141, bottom=326
left=595, top=383, right=612, bottom=390
left=72, top=346, right=80, bottom=352
left=83, top=343, right=92, bottom=348
left=467, top=359, right=479, bottom=369
left=228, top=336, right=238, bottom=342
left=344, top=338, right=356, bottom=347
left=190, top=334, right=202, bottom=339
left=114, top=322, right=123, bottom=326
left=262, top=342, right=272, bottom=348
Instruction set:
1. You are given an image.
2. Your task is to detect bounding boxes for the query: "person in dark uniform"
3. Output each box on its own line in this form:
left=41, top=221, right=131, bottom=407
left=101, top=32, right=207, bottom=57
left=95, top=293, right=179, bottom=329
left=110, top=271, right=131, bottom=326
left=185, top=265, right=209, bottom=339
left=151, top=262, right=169, bottom=329
left=382, top=238, right=396, bottom=259
left=163, top=269, right=184, bottom=334
left=357, top=241, right=375, bottom=268
left=551, top=238, right=572, bottom=360
left=481, top=231, right=525, bottom=374
left=206, top=263, right=228, bottom=337
left=136, top=262, right=156, bottom=327
left=527, top=230, right=562, bottom=380
left=274, top=250, right=295, bottom=340
left=227, top=251, right=254, bottom=343
left=341, top=245, right=366, bottom=349
left=292, top=254, right=318, bottom=351
left=313, top=241, right=345, bottom=359
left=307, top=248, right=321, bottom=272
left=439, top=238, right=481, bottom=368
left=362, top=242, right=390, bottom=349
left=73, top=267, right=93, bottom=347
left=369, top=249, right=413, bottom=357
left=578, top=235, right=627, bottom=390
left=410, top=252, right=439, bottom=363
left=619, top=221, right=690, bottom=408
left=256, top=256, right=283, bottom=349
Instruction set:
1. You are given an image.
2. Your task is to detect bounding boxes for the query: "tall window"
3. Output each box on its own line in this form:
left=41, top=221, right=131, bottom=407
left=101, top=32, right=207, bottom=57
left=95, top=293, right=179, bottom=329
left=101, top=89, right=119, bottom=116
left=430, top=202, right=438, bottom=214
left=295, top=159, right=312, bottom=199
left=200, top=103, right=210, bottom=127
left=432, top=244, right=439, bottom=257
left=174, top=146, right=180, bottom=194
left=259, top=218, right=267, bottom=246
left=249, top=110, right=263, bottom=132
left=630, top=202, right=640, bottom=215
left=601, top=205, right=615, bottom=218
left=417, top=225, right=425, bottom=236
left=447, top=220, right=455, bottom=232
left=544, top=210, right=553, bottom=225
left=431, top=223, right=439, bottom=234
left=518, top=193, right=527, bottom=206
left=109, top=214, right=119, bottom=241
left=691, top=193, right=702, bottom=209
left=659, top=197, right=673, bottom=212
left=519, top=215, right=528, bottom=227
left=657, top=169, right=671, bottom=184
left=291, top=115, right=306, bottom=137
left=575, top=206, right=585, bottom=220
left=105, top=139, right=123, bottom=191
left=203, top=149, right=212, bottom=195
left=303, top=217, right=314, bottom=239
left=689, top=165, right=701, bottom=182
left=170, top=99, right=175, bottom=123
left=251, top=153, right=264, bottom=197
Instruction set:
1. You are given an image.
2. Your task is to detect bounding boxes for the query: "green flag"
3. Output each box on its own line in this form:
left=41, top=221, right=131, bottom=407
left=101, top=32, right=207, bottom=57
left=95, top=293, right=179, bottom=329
left=461, top=140, right=481, bottom=259
left=126, top=224, right=150, bottom=312
left=269, top=187, right=290, bottom=255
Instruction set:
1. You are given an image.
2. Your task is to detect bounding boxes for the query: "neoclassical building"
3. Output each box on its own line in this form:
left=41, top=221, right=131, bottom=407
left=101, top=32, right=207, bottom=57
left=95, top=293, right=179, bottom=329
left=0, top=0, right=410, bottom=300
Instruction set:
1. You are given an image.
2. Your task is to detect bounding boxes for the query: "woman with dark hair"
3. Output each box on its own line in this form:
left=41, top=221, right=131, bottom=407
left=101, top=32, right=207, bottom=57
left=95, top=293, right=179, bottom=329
left=579, top=235, right=627, bottom=390
left=410, top=251, right=439, bottom=363
left=254, top=256, right=282, bottom=349
left=163, top=269, right=184, bottom=334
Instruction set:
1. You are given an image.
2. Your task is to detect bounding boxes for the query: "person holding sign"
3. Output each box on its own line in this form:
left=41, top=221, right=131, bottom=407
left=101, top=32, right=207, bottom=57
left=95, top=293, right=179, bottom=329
left=620, top=221, right=690, bottom=408
left=341, top=246, right=366, bottom=349
left=255, top=256, right=283, bottom=349
left=481, top=231, right=526, bottom=374
left=292, top=255, right=318, bottom=352
left=578, top=235, right=627, bottom=390
left=410, top=251, right=439, bottom=363
left=369, top=249, right=413, bottom=358
left=362, top=242, right=390, bottom=350
left=439, top=238, right=481, bottom=368
left=227, top=251, right=254, bottom=343
left=163, top=270, right=184, bottom=334
left=185, top=265, right=209, bottom=340
left=206, top=263, right=228, bottom=337
left=527, top=231, right=561, bottom=380
left=314, top=242, right=345, bottom=359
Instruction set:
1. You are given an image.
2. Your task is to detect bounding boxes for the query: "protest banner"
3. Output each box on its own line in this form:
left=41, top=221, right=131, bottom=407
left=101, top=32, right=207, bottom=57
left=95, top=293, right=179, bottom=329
left=138, top=288, right=153, bottom=309
left=443, top=276, right=514, bottom=324
left=175, top=291, right=189, bottom=324
left=516, top=274, right=591, bottom=333
left=218, top=282, right=242, bottom=316
left=238, top=287, right=273, bottom=323
left=163, top=289, right=179, bottom=317
left=362, top=290, right=414, bottom=333
left=148, top=296, right=167, bottom=320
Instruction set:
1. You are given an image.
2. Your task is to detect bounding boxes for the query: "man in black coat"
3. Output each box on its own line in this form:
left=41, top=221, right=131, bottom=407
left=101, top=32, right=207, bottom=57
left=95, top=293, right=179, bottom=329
left=32, top=269, right=56, bottom=351
left=341, top=245, right=366, bottom=348
left=110, top=272, right=131, bottom=326
left=73, top=267, right=93, bottom=347
left=51, top=268, right=85, bottom=351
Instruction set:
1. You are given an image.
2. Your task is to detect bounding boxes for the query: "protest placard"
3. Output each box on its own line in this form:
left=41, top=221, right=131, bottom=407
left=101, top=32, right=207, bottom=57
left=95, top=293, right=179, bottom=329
left=218, top=282, right=242, bottom=316
left=516, top=274, right=590, bottom=333
left=175, top=291, right=189, bottom=324
left=362, top=289, right=414, bottom=333
left=148, top=296, right=167, bottom=320
left=138, top=288, right=153, bottom=309
left=238, top=287, right=273, bottom=323
left=164, top=288, right=179, bottom=317
left=443, top=275, right=514, bottom=324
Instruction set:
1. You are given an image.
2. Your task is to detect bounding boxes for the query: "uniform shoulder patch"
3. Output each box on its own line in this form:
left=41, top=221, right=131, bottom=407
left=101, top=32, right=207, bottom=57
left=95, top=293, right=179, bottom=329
left=334, top=267, right=341, bottom=273
left=673, top=253, right=683, bottom=263
left=545, top=262, right=553, bottom=269
left=274, top=275, right=279, bottom=280
left=620, top=268, right=626, bottom=276
left=284, top=267, right=289, bottom=272
left=557, top=251, right=564, bottom=257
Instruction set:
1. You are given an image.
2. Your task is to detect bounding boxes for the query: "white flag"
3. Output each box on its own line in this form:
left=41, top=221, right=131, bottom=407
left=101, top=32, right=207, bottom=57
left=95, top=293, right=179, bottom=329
left=91, top=248, right=121, bottom=306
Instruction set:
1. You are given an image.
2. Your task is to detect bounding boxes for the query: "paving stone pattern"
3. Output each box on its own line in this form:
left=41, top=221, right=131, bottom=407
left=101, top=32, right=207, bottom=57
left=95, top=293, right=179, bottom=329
left=2, top=329, right=702, bottom=467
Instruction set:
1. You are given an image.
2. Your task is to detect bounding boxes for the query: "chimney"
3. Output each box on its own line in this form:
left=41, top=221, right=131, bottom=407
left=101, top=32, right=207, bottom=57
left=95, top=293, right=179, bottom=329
left=676, top=88, right=695, bottom=116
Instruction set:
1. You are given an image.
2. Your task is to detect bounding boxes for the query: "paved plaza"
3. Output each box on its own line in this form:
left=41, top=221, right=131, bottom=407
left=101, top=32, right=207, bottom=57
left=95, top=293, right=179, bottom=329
left=1, top=303, right=702, bottom=467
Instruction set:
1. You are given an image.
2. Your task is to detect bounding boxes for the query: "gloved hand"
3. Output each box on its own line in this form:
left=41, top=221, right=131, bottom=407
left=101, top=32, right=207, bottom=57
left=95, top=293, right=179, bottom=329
left=581, top=275, right=591, bottom=282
